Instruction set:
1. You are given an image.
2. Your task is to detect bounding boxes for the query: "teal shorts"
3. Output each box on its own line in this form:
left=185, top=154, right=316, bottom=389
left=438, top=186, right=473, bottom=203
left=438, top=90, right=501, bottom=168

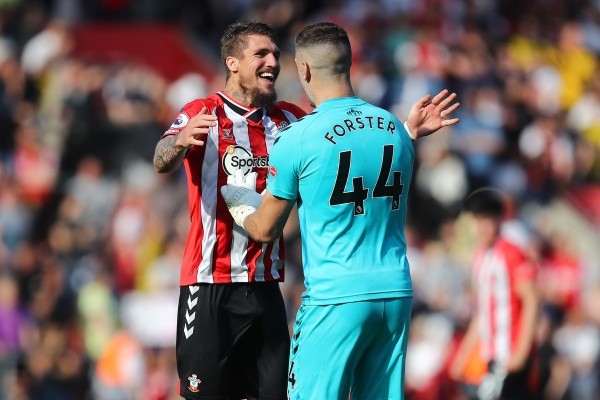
left=287, top=297, right=413, bottom=400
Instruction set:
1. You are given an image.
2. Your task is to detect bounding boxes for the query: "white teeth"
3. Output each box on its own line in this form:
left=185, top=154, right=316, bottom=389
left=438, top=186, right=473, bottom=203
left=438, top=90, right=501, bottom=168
left=260, top=73, right=274, bottom=79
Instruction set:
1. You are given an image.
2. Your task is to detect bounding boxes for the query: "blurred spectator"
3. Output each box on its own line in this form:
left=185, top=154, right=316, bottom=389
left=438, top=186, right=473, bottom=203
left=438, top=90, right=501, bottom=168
left=92, top=330, right=145, bottom=400
left=0, top=177, right=32, bottom=252
left=544, top=22, right=597, bottom=111
left=450, top=189, right=541, bottom=399
left=450, top=86, right=506, bottom=189
left=20, top=20, right=72, bottom=78
left=11, top=118, right=59, bottom=206
left=537, top=234, right=583, bottom=311
left=144, top=236, right=182, bottom=292
left=63, top=156, right=119, bottom=236
left=553, top=307, right=600, bottom=400
left=0, top=273, right=30, bottom=399
left=405, top=313, right=456, bottom=400
left=567, top=74, right=600, bottom=180
left=77, top=272, right=119, bottom=361
left=414, top=133, right=469, bottom=214
left=519, top=113, right=576, bottom=200
left=108, top=188, right=150, bottom=294
left=165, top=72, right=208, bottom=113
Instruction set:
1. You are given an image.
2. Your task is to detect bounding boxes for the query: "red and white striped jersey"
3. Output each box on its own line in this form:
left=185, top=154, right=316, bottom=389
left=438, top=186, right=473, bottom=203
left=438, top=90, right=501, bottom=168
left=473, top=237, right=536, bottom=364
left=161, top=92, right=306, bottom=285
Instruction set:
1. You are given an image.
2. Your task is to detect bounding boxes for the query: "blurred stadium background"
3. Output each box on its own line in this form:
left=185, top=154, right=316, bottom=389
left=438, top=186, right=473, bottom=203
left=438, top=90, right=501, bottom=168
left=1, top=0, right=600, bottom=399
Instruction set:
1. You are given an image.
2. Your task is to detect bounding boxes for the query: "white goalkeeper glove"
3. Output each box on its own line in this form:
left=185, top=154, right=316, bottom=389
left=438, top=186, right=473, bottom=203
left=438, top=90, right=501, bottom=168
left=476, top=364, right=506, bottom=400
left=220, top=169, right=263, bottom=228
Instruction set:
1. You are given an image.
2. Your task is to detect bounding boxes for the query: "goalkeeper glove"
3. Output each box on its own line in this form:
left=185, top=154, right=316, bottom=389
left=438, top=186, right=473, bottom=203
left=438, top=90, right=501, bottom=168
left=220, top=169, right=263, bottom=228
left=476, top=364, right=506, bottom=400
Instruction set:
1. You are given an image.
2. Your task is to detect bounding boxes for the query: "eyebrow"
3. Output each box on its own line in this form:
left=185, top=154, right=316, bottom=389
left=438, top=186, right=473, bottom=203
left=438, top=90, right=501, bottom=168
left=254, top=47, right=280, bottom=57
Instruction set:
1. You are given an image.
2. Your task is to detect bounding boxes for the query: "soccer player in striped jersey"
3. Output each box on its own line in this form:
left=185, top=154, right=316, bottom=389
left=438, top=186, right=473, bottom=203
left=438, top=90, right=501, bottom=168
left=220, top=22, right=459, bottom=400
left=153, top=21, right=305, bottom=400
left=450, top=189, right=540, bottom=400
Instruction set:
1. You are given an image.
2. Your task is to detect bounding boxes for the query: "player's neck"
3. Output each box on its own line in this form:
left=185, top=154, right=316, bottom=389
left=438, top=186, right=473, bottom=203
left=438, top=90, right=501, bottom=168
left=223, top=80, right=275, bottom=109
left=223, top=87, right=256, bottom=108
left=312, top=81, right=355, bottom=107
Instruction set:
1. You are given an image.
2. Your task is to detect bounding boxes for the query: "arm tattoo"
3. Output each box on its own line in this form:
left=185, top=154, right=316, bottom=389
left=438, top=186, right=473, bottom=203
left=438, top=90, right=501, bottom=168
left=153, top=135, right=187, bottom=173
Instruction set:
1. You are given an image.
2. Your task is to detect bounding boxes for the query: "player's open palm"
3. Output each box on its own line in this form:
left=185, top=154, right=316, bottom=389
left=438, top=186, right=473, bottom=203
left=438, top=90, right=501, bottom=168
left=176, top=106, right=217, bottom=148
left=406, top=89, right=460, bottom=139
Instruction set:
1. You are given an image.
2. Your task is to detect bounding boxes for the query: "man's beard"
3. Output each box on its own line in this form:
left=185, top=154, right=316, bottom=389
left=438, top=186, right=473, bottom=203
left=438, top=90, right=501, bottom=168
left=237, top=73, right=278, bottom=109
left=247, top=86, right=277, bottom=109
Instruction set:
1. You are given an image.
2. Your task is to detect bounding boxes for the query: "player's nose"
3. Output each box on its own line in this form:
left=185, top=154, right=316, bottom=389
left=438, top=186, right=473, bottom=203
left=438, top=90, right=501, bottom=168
left=264, top=53, right=279, bottom=68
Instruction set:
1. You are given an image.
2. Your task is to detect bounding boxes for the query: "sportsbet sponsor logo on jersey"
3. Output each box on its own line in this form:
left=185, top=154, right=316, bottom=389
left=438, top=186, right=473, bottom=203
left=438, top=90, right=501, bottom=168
left=222, top=145, right=269, bottom=175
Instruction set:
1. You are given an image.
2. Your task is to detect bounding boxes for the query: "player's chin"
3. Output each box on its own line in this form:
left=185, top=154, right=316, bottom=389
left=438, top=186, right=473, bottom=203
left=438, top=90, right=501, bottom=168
left=253, top=88, right=277, bottom=108
left=258, top=80, right=276, bottom=94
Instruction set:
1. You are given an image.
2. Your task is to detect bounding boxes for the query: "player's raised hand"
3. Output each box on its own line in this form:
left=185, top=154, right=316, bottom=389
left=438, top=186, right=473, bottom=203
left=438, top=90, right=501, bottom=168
left=405, top=89, right=460, bottom=139
left=175, top=106, right=217, bottom=148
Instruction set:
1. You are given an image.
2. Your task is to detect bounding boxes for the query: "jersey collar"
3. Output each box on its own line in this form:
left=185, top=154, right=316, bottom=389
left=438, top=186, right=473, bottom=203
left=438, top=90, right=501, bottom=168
left=217, top=91, right=264, bottom=123
left=316, top=96, right=363, bottom=113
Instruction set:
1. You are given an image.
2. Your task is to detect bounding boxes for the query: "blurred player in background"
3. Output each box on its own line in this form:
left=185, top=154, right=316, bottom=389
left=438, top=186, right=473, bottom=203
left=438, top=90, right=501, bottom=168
left=450, top=188, right=540, bottom=400
left=153, top=21, right=305, bottom=400
left=220, top=22, right=459, bottom=400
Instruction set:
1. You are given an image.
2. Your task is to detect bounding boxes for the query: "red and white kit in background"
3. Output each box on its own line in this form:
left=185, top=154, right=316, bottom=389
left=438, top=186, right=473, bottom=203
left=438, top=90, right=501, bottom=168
left=473, top=236, right=537, bottom=365
left=161, top=91, right=305, bottom=285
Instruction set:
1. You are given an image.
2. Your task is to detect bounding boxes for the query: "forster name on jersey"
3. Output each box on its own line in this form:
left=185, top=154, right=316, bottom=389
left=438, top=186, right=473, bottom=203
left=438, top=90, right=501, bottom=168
left=324, top=109, right=398, bottom=145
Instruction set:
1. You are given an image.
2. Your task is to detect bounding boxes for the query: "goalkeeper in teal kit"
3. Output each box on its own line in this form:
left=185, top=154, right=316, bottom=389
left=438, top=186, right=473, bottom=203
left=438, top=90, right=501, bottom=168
left=220, top=22, right=459, bottom=400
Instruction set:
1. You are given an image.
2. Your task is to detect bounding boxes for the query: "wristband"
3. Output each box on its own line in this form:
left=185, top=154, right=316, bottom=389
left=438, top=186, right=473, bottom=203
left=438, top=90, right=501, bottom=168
left=404, top=121, right=417, bottom=140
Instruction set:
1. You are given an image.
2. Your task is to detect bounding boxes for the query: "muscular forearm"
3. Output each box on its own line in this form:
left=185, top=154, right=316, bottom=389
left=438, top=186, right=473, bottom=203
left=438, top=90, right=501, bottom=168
left=153, top=135, right=187, bottom=173
left=242, top=193, right=295, bottom=243
left=220, top=174, right=295, bottom=243
left=243, top=212, right=282, bottom=243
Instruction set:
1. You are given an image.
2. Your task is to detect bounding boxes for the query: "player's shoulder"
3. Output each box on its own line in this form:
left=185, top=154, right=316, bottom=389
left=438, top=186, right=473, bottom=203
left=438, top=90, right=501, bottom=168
left=369, top=102, right=402, bottom=122
left=275, top=101, right=307, bottom=118
left=281, top=109, right=320, bottom=134
left=341, top=99, right=403, bottom=129
left=180, top=94, right=221, bottom=115
left=162, top=95, right=220, bottom=137
left=271, top=110, right=318, bottom=150
left=496, top=237, right=529, bottom=262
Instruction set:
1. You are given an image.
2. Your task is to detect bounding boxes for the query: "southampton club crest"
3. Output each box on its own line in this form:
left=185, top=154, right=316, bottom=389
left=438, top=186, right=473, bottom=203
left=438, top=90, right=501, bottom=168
left=188, top=374, right=201, bottom=393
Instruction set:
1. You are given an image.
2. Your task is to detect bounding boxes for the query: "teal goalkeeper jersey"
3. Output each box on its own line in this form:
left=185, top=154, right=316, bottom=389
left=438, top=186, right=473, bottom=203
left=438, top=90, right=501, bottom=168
left=267, top=97, right=414, bottom=305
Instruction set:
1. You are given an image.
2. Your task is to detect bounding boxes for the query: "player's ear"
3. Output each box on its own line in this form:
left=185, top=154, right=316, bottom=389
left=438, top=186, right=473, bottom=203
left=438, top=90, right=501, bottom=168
left=226, top=56, right=240, bottom=74
left=301, top=62, right=311, bottom=83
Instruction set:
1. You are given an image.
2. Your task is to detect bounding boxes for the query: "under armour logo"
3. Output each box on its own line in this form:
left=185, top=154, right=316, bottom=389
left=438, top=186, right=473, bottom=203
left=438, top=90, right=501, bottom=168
left=222, top=129, right=234, bottom=140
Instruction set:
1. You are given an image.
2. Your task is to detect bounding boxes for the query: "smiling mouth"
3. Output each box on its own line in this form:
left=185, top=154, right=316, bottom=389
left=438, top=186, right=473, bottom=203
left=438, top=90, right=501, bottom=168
left=258, top=72, right=276, bottom=83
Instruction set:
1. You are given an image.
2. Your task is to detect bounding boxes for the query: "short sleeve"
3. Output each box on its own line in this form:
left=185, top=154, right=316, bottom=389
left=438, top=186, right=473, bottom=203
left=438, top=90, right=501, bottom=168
left=267, top=128, right=302, bottom=201
left=506, top=244, right=537, bottom=284
left=160, top=99, right=207, bottom=139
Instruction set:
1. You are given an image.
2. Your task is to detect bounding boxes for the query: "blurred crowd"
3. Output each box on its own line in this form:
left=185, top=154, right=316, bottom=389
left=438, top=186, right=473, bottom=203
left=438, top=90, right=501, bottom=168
left=1, top=0, right=600, bottom=399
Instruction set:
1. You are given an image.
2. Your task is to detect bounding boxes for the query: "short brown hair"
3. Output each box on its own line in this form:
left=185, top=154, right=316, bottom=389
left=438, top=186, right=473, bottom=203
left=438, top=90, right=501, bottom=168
left=295, top=22, right=352, bottom=74
left=220, top=21, right=276, bottom=65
